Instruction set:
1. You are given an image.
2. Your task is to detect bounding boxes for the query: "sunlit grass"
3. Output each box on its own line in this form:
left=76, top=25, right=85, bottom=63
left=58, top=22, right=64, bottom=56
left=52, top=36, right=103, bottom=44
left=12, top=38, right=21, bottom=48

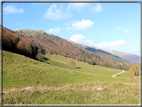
left=3, top=50, right=139, bottom=104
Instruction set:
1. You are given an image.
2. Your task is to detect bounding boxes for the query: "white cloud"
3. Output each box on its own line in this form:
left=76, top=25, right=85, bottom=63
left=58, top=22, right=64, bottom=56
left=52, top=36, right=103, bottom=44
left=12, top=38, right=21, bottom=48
left=44, top=3, right=102, bottom=20
left=70, top=34, right=85, bottom=43
left=124, top=30, right=130, bottom=33
left=94, top=40, right=127, bottom=50
left=72, top=19, right=94, bottom=30
left=47, top=27, right=61, bottom=33
left=124, top=29, right=135, bottom=33
left=91, top=4, right=103, bottom=13
left=70, top=34, right=129, bottom=53
left=44, top=4, right=71, bottom=20
left=116, top=26, right=134, bottom=33
left=67, top=3, right=103, bottom=13
left=70, top=34, right=94, bottom=45
left=3, top=5, right=24, bottom=14
left=116, top=44, right=140, bottom=56
left=67, top=3, right=88, bottom=12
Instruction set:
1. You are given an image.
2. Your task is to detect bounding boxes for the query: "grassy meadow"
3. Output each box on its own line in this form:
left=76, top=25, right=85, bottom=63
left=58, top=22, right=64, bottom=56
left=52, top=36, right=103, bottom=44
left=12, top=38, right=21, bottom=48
left=2, top=50, right=139, bottom=104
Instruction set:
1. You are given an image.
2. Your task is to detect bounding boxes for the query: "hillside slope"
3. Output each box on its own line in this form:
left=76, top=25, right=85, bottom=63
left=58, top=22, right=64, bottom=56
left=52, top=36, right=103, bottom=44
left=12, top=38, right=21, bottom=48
left=3, top=50, right=139, bottom=104
left=85, top=47, right=127, bottom=64
left=2, top=26, right=131, bottom=70
left=121, top=54, right=139, bottom=64
left=16, top=29, right=106, bottom=63
left=67, top=40, right=139, bottom=64
left=108, top=49, right=139, bottom=64
left=67, top=40, right=131, bottom=69
left=2, top=26, right=38, bottom=57
left=16, top=29, right=131, bottom=70
left=108, top=49, right=130, bottom=57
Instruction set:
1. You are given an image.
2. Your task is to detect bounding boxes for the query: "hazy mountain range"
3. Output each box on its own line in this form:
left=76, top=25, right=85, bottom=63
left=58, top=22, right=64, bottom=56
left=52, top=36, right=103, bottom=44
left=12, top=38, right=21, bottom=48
left=108, top=50, right=139, bottom=64
left=67, top=40, right=139, bottom=64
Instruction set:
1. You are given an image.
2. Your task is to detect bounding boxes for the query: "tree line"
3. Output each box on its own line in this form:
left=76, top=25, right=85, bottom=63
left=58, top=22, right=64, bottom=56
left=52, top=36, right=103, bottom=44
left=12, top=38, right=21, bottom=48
left=2, top=26, right=131, bottom=71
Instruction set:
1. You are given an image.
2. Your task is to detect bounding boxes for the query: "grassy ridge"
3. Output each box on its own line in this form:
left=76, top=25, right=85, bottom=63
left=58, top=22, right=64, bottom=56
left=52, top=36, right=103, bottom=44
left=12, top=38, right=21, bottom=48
left=3, top=50, right=139, bottom=104
left=16, top=29, right=47, bottom=37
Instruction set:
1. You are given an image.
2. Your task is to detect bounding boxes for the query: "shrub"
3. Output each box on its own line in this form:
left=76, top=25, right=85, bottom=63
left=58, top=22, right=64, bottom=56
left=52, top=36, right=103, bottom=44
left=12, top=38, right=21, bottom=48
left=69, top=58, right=76, bottom=67
left=128, top=64, right=139, bottom=79
left=36, top=53, right=44, bottom=61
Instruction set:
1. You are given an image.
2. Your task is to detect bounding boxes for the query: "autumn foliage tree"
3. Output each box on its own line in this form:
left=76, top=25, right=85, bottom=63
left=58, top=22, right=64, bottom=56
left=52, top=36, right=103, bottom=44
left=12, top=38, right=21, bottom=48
left=2, top=26, right=38, bottom=57
left=69, top=58, right=76, bottom=67
left=128, top=64, right=139, bottom=79
left=36, top=52, right=45, bottom=61
left=2, top=26, right=132, bottom=71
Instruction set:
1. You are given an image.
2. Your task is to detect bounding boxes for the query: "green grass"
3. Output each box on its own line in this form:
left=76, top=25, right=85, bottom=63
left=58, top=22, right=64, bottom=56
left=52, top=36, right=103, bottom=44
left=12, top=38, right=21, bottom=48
left=3, top=82, right=139, bottom=104
left=3, top=50, right=139, bottom=104
left=16, top=29, right=47, bottom=38
left=48, top=54, right=139, bottom=82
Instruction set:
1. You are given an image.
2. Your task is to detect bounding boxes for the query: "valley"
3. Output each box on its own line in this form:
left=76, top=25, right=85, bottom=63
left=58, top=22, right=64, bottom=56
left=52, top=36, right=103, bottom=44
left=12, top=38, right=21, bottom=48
left=2, top=2, right=140, bottom=105
left=2, top=50, right=139, bottom=104
left=1, top=26, right=140, bottom=104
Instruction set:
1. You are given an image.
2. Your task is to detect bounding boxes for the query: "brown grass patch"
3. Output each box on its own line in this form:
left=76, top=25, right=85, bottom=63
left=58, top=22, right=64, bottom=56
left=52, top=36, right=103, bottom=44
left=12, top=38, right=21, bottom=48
left=3, top=82, right=139, bottom=94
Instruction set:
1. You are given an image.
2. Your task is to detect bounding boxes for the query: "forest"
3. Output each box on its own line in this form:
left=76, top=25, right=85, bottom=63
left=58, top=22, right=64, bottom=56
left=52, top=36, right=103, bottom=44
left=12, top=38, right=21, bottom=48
left=2, top=26, right=132, bottom=71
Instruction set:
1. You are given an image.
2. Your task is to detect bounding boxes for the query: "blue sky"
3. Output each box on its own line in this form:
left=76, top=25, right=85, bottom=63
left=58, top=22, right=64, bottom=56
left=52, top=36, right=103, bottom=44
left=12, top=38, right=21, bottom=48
left=2, top=2, right=140, bottom=56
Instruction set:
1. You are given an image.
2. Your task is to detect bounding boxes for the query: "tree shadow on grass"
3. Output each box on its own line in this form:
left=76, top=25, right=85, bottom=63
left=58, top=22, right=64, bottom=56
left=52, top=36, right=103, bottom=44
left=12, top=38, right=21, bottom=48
left=43, top=57, right=49, bottom=60
left=32, top=55, right=51, bottom=64
left=39, top=57, right=50, bottom=64
left=76, top=67, right=81, bottom=69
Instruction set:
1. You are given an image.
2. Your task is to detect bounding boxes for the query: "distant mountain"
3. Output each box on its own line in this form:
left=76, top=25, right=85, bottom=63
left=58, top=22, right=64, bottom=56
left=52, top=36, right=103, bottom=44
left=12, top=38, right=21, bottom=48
left=108, top=50, right=130, bottom=57
left=67, top=40, right=139, bottom=64
left=67, top=40, right=131, bottom=65
left=108, top=50, right=139, bottom=64
left=67, top=40, right=100, bottom=50
left=2, top=26, right=131, bottom=70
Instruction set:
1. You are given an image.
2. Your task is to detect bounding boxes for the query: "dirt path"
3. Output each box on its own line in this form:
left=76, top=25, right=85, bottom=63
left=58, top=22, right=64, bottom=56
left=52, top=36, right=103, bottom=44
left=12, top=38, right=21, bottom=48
left=112, top=70, right=124, bottom=77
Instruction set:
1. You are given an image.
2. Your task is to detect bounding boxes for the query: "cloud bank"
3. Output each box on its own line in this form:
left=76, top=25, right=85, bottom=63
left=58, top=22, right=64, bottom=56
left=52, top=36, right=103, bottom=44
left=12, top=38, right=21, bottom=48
left=44, top=3, right=103, bottom=20
left=4, top=5, right=24, bottom=14
left=94, top=40, right=127, bottom=50
left=67, top=3, right=88, bottom=12
left=44, top=4, right=71, bottom=20
left=47, top=27, right=61, bottom=33
left=91, top=4, right=103, bottom=13
left=72, top=19, right=94, bottom=30
left=70, top=34, right=94, bottom=46
left=70, top=34, right=127, bottom=50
